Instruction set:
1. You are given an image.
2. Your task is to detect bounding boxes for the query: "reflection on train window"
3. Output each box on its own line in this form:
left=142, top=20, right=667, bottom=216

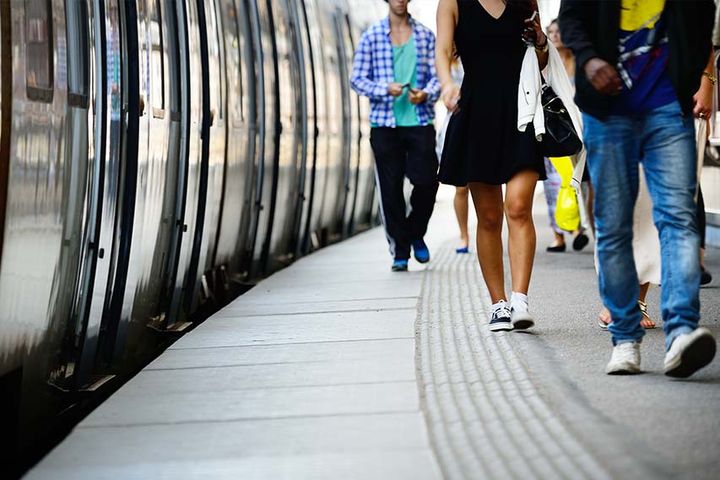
left=150, top=0, right=165, bottom=110
left=65, top=0, right=89, bottom=103
left=208, top=0, right=223, bottom=120
left=224, top=0, right=243, bottom=126
left=25, top=0, right=54, bottom=102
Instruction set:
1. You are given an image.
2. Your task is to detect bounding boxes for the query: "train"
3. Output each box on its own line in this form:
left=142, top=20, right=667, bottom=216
left=0, top=0, right=386, bottom=473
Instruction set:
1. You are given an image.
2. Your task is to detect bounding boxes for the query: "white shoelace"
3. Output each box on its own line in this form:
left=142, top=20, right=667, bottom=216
left=492, top=302, right=511, bottom=319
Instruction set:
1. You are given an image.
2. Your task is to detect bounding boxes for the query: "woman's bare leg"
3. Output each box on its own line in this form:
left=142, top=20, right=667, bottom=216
left=454, top=186, right=470, bottom=248
left=468, top=182, right=506, bottom=303
left=504, top=170, right=539, bottom=295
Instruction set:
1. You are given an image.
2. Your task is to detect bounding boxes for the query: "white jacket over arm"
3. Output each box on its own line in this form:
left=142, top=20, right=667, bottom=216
left=517, top=43, right=586, bottom=187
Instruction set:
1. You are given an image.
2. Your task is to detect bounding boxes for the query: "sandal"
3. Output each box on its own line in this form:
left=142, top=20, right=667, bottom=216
left=598, top=302, right=655, bottom=330
left=597, top=307, right=611, bottom=330
left=638, top=300, right=656, bottom=329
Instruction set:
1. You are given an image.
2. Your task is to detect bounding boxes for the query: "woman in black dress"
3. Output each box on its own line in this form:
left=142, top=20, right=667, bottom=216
left=436, top=0, right=548, bottom=332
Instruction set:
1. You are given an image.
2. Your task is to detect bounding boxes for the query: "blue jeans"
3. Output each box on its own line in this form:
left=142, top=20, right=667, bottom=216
left=584, top=101, right=701, bottom=350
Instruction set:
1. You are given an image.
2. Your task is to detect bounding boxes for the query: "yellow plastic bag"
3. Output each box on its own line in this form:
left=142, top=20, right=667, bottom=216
left=549, top=156, right=580, bottom=232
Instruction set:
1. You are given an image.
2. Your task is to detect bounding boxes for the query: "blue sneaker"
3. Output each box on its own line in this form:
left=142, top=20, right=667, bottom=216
left=391, top=259, right=408, bottom=272
left=412, top=239, right=430, bottom=263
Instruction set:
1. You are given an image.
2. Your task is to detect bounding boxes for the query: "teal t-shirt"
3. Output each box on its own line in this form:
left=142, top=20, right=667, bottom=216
left=392, top=35, right=420, bottom=127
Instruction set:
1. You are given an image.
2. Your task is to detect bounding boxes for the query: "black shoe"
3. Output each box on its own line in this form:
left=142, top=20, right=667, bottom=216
left=572, top=232, right=589, bottom=251
left=489, top=301, right=513, bottom=332
left=546, top=243, right=566, bottom=253
left=701, top=266, right=712, bottom=286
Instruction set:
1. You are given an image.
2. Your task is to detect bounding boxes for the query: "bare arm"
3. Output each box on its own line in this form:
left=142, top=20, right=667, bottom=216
left=436, top=0, right=460, bottom=111
left=526, top=13, right=548, bottom=70
left=694, top=50, right=715, bottom=119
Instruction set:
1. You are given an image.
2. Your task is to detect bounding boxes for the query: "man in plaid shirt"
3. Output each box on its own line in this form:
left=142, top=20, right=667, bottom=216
left=350, top=0, right=441, bottom=272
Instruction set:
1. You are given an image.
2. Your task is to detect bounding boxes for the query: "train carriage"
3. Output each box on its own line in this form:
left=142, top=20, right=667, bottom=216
left=0, top=0, right=383, bottom=473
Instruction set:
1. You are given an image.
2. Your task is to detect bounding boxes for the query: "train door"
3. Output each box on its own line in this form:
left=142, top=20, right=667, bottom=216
left=263, top=0, right=306, bottom=272
left=213, top=0, right=257, bottom=282
left=45, top=0, right=105, bottom=391
left=247, top=0, right=279, bottom=277
left=166, top=0, right=203, bottom=327
left=90, top=0, right=141, bottom=368
left=155, top=0, right=184, bottom=323
left=0, top=0, right=103, bottom=394
left=316, top=0, right=345, bottom=244
left=295, top=0, right=319, bottom=257
left=60, top=0, right=123, bottom=388
left=187, top=0, right=227, bottom=310
left=300, top=0, right=330, bottom=253
left=112, top=0, right=176, bottom=355
left=335, top=9, right=361, bottom=237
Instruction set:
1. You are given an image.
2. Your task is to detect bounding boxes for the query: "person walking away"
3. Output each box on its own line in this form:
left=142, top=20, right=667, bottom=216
left=436, top=0, right=548, bottom=332
left=560, top=0, right=717, bottom=377
left=543, top=18, right=590, bottom=253
left=350, top=0, right=441, bottom=272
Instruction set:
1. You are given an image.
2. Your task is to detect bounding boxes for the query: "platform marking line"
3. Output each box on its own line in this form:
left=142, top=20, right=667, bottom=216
left=415, top=245, right=613, bottom=480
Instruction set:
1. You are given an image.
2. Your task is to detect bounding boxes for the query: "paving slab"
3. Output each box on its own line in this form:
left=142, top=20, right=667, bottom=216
left=148, top=337, right=415, bottom=370
left=28, top=414, right=436, bottom=479
left=30, top=451, right=440, bottom=480
left=80, top=381, right=421, bottom=427
left=169, top=309, right=415, bottom=349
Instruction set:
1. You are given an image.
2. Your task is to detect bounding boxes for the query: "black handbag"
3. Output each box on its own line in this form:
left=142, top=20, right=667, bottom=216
left=540, top=82, right=583, bottom=157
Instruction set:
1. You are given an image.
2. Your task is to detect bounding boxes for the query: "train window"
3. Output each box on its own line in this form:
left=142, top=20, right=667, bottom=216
left=150, top=0, right=165, bottom=110
left=224, top=0, right=242, bottom=126
left=208, top=0, right=224, bottom=120
left=162, top=0, right=180, bottom=115
left=25, top=0, right=54, bottom=102
left=65, top=0, right=89, bottom=107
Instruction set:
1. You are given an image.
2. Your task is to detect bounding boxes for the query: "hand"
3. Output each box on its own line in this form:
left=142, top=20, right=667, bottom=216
left=408, top=88, right=428, bottom=105
left=693, top=75, right=713, bottom=120
left=387, top=82, right=404, bottom=97
left=441, top=83, right=460, bottom=112
left=523, top=13, right=546, bottom=47
left=584, top=58, right=623, bottom=95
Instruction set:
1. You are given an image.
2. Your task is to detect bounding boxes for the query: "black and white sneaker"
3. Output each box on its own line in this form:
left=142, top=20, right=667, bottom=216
left=489, top=301, right=513, bottom=332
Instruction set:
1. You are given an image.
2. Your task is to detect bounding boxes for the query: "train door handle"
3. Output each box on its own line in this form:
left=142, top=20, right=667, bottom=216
left=209, top=109, right=215, bottom=127
left=139, top=95, right=145, bottom=116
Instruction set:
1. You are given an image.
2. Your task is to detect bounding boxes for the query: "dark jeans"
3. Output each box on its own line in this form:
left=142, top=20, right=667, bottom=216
left=370, top=125, right=439, bottom=260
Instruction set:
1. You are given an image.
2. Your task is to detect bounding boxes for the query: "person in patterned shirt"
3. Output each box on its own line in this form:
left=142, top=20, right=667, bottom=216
left=350, top=0, right=441, bottom=272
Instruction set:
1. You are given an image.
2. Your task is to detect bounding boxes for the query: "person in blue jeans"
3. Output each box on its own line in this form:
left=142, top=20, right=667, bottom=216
left=350, top=0, right=440, bottom=272
left=560, top=0, right=717, bottom=376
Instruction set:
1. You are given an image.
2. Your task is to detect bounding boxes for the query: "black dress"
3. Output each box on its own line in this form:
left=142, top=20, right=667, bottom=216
left=439, top=0, right=545, bottom=186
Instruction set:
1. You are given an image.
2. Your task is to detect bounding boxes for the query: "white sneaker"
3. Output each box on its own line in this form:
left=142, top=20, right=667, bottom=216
left=511, top=307, right=535, bottom=330
left=606, top=342, right=641, bottom=375
left=509, top=292, right=534, bottom=330
left=489, top=301, right=512, bottom=332
left=664, top=327, right=716, bottom=378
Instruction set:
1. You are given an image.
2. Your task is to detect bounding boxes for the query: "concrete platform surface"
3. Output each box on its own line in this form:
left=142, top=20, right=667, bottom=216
left=27, top=186, right=720, bottom=479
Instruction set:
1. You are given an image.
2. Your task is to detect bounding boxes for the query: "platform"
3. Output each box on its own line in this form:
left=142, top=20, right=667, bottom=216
left=28, top=187, right=720, bottom=479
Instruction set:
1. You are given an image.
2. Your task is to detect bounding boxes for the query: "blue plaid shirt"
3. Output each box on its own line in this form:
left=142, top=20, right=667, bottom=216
left=350, top=16, right=441, bottom=128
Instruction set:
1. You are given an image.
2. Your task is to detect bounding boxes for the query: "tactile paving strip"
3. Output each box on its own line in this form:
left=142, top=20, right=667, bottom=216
left=415, top=245, right=613, bottom=480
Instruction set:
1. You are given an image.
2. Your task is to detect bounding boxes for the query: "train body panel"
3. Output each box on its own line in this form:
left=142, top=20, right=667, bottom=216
left=0, top=0, right=381, bottom=471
